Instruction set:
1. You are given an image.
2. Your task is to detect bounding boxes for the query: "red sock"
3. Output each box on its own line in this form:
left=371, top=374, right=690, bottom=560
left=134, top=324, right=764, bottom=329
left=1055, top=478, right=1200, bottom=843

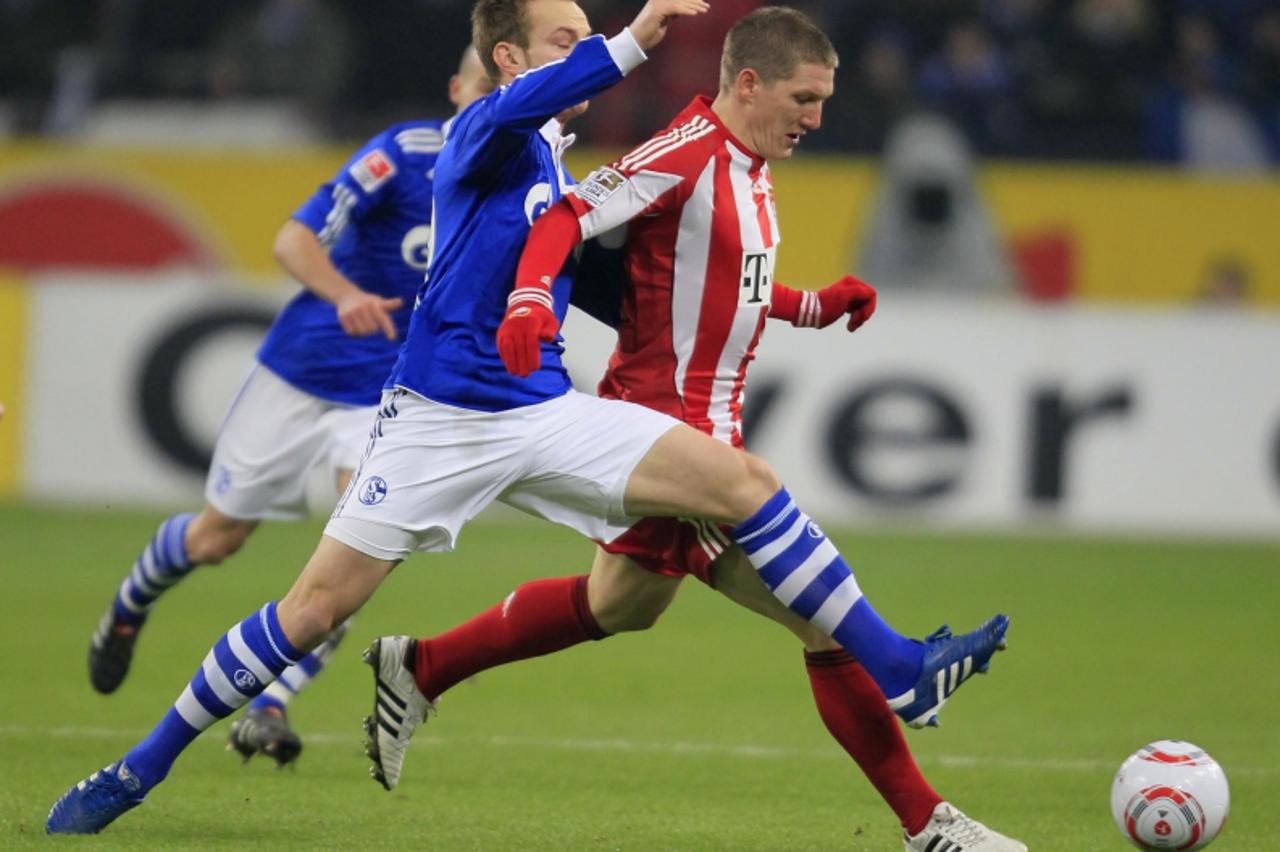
left=414, top=575, right=606, bottom=701
left=805, top=649, right=943, bottom=835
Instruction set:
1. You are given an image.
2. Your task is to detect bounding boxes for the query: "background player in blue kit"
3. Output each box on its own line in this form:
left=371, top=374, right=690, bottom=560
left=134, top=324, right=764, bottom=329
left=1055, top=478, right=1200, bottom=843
left=47, top=0, right=1006, bottom=835
left=84, top=46, right=491, bottom=767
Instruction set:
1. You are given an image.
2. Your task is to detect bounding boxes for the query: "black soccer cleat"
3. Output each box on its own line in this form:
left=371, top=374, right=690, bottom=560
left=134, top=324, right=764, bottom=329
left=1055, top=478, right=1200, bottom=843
left=88, top=606, right=143, bottom=695
left=227, top=706, right=303, bottom=768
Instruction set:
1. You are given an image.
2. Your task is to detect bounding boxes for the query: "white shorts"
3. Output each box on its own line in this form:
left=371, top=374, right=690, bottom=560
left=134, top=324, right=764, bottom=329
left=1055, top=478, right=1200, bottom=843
left=205, top=365, right=377, bottom=521
left=325, top=388, right=681, bottom=559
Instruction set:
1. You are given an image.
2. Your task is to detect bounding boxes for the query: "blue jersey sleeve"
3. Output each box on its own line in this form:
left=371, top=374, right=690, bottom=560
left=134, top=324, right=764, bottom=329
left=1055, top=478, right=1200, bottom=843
left=450, top=30, right=646, bottom=181
left=293, top=131, right=406, bottom=246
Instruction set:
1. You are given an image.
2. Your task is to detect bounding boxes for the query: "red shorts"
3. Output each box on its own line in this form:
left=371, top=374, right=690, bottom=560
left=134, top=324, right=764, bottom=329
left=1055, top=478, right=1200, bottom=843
left=600, top=516, right=733, bottom=587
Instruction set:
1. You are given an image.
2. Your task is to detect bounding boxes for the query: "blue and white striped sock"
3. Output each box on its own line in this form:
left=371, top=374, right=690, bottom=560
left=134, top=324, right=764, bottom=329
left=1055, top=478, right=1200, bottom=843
left=249, top=618, right=351, bottom=713
left=124, top=602, right=300, bottom=788
left=732, top=489, right=923, bottom=699
left=112, top=513, right=197, bottom=625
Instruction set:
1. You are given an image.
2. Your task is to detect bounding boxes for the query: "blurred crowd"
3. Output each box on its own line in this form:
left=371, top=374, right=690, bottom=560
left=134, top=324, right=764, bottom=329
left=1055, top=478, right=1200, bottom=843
left=2, top=0, right=1278, bottom=167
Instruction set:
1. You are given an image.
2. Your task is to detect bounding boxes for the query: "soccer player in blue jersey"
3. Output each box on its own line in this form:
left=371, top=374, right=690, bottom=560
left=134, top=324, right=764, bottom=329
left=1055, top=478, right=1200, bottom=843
left=82, top=47, right=490, bottom=766
left=47, top=0, right=1006, bottom=835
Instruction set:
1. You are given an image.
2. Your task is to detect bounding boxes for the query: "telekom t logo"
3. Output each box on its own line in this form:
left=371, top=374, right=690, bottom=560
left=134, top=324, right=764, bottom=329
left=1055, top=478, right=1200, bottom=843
left=739, top=248, right=776, bottom=307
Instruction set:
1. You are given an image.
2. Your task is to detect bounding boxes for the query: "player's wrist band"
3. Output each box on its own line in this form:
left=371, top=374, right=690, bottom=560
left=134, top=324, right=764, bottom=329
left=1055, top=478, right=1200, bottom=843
left=508, top=287, right=555, bottom=312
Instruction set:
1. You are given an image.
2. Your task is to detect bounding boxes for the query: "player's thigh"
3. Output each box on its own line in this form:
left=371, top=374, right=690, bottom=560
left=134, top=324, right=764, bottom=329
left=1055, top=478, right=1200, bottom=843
left=587, top=547, right=683, bottom=633
left=329, top=390, right=527, bottom=556
left=278, top=534, right=397, bottom=651
left=206, top=365, right=338, bottom=521
left=502, top=392, right=681, bottom=544
left=622, top=424, right=781, bottom=525
left=712, top=547, right=837, bottom=651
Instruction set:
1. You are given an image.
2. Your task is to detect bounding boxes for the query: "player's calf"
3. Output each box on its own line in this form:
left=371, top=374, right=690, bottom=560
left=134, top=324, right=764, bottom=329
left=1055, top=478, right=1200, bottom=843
left=731, top=487, right=1010, bottom=726
left=88, top=512, right=197, bottom=694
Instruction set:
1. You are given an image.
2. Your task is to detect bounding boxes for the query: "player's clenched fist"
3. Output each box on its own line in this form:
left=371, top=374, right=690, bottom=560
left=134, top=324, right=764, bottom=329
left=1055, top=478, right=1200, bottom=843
left=337, top=291, right=404, bottom=340
left=815, top=275, right=877, bottom=331
left=769, top=275, right=878, bottom=332
left=497, top=294, right=560, bottom=377
left=628, top=0, right=711, bottom=51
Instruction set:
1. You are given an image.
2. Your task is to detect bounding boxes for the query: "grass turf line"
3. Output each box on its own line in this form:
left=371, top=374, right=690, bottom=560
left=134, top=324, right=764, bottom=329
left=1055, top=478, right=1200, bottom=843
left=2, top=503, right=1277, bottom=850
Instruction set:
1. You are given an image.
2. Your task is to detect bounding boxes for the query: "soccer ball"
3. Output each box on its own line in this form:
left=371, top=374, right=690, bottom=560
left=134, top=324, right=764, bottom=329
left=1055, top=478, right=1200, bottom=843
left=1110, top=740, right=1230, bottom=850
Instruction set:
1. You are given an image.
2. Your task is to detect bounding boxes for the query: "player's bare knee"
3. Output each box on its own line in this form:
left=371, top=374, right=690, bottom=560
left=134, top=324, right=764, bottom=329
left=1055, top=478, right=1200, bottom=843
left=725, top=452, right=782, bottom=522
left=276, top=591, right=341, bottom=652
left=594, top=597, right=668, bottom=633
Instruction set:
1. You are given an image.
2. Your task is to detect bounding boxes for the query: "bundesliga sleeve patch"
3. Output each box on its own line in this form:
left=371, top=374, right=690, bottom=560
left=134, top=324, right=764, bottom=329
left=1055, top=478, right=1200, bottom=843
left=573, top=166, right=627, bottom=208
left=350, top=149, right=397, bottom=193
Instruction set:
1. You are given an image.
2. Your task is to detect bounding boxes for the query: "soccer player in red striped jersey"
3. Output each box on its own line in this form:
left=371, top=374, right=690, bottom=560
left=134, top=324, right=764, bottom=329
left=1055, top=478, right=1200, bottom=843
left=407, top=9, right=1026, bottom=850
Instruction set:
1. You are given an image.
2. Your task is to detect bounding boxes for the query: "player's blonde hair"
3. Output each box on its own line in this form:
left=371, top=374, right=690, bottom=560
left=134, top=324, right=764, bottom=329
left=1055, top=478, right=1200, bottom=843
left=472, top=0, right=532, bottom=83
left=719, top=7, right=838, bottom=91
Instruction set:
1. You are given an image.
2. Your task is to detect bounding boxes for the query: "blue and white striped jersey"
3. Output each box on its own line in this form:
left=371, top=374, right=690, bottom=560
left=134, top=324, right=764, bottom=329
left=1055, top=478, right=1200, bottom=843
left=257, top=120, right=445, bottom=406
left=387, top=30, right=646, bottom=411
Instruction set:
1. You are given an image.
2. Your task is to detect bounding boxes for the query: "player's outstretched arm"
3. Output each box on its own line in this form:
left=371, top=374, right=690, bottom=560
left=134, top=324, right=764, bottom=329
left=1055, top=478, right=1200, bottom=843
left=628, top=0, right=711, bottom=51
left=769, top=276, right=878, bottom=332
left=273, top=219, right=403, bottom=340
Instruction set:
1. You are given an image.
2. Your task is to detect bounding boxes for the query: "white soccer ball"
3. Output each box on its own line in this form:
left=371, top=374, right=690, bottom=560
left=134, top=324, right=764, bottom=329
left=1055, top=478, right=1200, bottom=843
left=1110, top=740, right=1230, bottom=850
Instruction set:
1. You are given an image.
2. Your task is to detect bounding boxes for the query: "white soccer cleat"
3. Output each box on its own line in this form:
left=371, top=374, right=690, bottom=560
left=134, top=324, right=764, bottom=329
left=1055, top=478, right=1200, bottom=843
left=903, top=802, right=1027, bottom=851
left=361, top=635, right=434, bottom=791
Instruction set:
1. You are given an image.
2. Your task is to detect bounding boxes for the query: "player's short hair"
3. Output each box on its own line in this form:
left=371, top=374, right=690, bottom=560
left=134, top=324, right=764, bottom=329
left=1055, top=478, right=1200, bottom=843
left=473, top=0, right=532, bottom=83
left=719, top=6, right=838, bottom=91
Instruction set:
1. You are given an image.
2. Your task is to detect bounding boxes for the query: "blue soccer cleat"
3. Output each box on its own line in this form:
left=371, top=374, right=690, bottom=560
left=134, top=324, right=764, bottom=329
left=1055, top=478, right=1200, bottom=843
left=46, top=760, right=146, bottom=835
left=888, top=614, right=1010, bottom=729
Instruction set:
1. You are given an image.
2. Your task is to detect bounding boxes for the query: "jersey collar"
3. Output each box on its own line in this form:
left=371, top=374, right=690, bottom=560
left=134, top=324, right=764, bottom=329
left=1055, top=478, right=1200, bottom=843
left=688, top=94, right=767, bottom=169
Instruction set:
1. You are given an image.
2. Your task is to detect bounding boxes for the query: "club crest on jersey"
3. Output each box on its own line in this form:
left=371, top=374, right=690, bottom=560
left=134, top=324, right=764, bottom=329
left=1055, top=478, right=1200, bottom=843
left=350, top=149, right=397, bottom=193
left=574, top=166, right=627, bottom=208
left=359, top=476, right=388, bottom=506
left=400, top=224, right=433, bottom=270
left=524, top=182, right=553, bottom=225
left=740, top=247, right=776, bottom=307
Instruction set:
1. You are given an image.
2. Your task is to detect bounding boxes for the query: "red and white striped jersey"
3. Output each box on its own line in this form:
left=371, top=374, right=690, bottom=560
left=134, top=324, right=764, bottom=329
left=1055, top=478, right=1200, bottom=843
left=565, top=96, right=781, bottom=447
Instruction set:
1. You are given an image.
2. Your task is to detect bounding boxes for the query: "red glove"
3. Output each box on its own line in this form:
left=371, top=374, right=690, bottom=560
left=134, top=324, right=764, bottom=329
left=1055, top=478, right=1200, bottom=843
left=770, top=276, right=877, bottom=332
left=497, top=286, right=560, bottom=377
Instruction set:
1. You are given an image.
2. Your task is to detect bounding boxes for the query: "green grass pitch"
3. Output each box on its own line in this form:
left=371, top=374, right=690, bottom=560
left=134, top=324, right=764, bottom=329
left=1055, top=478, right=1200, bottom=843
left=2, top=503, right=1277, bottom=850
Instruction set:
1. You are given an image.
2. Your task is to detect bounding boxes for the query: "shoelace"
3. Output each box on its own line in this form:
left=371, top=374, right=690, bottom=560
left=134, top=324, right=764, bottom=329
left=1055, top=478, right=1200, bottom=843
left=934, top=805, right=989, bottom=845
left=76, top=765, right=120, bottom=798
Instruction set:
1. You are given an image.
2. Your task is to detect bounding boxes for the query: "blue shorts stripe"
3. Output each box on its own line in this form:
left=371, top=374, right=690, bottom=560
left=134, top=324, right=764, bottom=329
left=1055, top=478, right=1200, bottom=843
left=191, top=668, right=235, bottom=718
left=785, top=557, right=849, bottom=621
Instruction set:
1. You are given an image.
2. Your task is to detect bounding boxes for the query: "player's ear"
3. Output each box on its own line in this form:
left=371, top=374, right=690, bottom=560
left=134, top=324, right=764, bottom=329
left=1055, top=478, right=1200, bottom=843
left=493, top=41, right=526, bottom=80
left=735, top=68, right=761, bottom=104
left=448, top=74, right=462, bottom=107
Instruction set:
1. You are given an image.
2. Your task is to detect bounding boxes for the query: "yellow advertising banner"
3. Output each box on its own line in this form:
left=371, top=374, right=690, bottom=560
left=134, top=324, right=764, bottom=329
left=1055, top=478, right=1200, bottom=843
left=1, top=142, right=1277, bottom=304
